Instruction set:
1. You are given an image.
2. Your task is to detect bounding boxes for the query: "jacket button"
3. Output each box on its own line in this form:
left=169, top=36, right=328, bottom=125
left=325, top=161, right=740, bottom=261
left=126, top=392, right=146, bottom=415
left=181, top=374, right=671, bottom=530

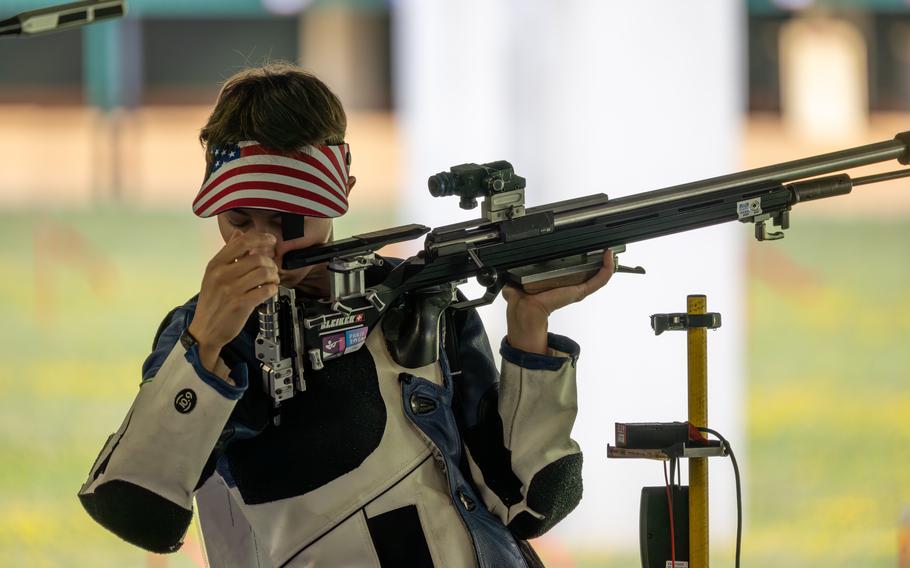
left=409, top=393, right=437, bottom=415
left=457, top=489, right=476, bottom=512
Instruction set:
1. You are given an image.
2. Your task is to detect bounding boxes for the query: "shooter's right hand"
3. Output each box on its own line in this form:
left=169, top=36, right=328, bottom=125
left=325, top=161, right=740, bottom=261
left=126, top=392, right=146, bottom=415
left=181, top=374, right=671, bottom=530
left=188, top=230, right=280, bottom=360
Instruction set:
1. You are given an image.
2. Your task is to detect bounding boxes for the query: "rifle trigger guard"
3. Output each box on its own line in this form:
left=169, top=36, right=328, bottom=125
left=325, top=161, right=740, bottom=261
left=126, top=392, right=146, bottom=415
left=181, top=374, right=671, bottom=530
left=451, top=279, right=504, bottom=311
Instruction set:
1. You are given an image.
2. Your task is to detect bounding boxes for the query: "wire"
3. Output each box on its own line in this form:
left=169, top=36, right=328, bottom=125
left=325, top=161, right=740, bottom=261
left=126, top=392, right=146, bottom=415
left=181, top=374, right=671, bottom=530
left=698, top=426, right=742, bottom=568
left=669, top=456, right=677, bottom=490
left=663, top=460, right=676, bottom=568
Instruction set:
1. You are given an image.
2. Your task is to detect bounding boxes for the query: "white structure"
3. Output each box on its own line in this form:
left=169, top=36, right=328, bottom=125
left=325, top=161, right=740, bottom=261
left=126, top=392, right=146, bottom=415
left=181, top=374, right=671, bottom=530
left=395, top=0, right=745, bottom=558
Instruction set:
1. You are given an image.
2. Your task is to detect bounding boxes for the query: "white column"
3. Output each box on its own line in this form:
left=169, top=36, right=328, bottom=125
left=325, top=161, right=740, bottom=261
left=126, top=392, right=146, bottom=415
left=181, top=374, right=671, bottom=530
left=395, top=0, right=745, bottom=555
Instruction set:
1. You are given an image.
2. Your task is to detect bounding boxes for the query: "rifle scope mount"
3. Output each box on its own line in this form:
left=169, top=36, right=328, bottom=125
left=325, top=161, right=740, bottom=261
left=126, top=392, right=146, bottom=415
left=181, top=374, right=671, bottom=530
left=428, top=160, right=528, bottom=222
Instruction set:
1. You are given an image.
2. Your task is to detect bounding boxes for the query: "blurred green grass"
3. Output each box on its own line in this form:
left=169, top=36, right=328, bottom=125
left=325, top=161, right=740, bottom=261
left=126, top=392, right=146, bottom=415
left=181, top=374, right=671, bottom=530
left=0, top=210, right=908, bottom=567
left=745, top=220, right=910, bottom=568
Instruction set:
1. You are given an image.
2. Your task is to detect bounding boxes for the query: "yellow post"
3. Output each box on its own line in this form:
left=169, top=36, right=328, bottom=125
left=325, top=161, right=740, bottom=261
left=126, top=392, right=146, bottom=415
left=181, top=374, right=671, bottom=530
left=687, top=294, right=709, bottom=568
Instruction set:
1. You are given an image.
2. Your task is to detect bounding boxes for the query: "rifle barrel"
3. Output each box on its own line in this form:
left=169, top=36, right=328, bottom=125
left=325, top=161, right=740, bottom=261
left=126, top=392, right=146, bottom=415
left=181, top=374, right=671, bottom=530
left=555, top=136, right=907, bottom=228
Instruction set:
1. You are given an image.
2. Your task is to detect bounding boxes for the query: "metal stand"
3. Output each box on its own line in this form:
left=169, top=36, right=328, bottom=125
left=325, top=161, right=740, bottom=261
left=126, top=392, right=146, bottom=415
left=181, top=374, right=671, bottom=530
left=607, top=295, right=722, bottom=568
left=686, top=295, right=711, bottom=568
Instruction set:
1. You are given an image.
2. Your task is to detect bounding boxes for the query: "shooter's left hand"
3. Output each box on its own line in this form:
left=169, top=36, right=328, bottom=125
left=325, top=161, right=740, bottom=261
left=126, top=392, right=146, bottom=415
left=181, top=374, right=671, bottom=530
left=502, top=249, right=614, bottom=355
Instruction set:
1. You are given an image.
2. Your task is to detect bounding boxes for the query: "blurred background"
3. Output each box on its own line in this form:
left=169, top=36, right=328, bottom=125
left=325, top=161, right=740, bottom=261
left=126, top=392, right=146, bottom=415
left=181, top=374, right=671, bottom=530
left=1, top=0, right=909, bottom=566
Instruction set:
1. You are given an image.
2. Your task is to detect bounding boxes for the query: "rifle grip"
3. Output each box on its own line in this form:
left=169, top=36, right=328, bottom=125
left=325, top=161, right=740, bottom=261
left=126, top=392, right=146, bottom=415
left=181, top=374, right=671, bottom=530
left=382, top=287, right=453, bottom=368
left=517, top=267, right=602, bottom=294
left=505, top=252, right=604, bottom=294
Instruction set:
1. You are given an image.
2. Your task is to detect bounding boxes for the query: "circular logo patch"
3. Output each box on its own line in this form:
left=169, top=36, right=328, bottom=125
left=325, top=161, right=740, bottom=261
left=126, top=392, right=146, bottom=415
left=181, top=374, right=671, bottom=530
left=174, top=389, right=197, bottom=414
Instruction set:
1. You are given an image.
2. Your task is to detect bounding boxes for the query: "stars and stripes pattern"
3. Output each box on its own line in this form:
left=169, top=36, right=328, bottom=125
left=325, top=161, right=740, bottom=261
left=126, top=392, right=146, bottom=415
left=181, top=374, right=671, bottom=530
left=192, top=141, right=351, bottom=218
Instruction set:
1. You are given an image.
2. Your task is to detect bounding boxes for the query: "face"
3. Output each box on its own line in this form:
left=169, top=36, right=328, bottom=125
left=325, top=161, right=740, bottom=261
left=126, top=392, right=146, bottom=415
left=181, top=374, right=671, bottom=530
left=217, top=208, right=334, bottom=289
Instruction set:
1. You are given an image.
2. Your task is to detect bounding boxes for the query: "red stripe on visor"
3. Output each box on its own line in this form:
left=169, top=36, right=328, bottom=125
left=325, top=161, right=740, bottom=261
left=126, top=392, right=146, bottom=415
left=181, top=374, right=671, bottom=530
left=193, top=141, right=350, bottom=218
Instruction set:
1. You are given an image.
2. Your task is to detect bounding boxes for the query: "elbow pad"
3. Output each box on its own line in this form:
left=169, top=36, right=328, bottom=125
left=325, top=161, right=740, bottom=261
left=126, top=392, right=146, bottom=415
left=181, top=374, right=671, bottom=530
left=78, top=339, right=244, bottom=552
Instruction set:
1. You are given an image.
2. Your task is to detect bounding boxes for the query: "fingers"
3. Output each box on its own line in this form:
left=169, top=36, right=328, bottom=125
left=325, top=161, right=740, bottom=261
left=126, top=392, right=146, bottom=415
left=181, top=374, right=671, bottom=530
left=525, top=251, right=614, bottom=311
left=533, top=250, right=614, bottom=307
left=604, top=249, right=616, bottom=273
left=501, top=284, right=520, bottom=304
left=503, top=251, right=614, bottom=307
left=234, top=262, right=280, bottom=294
left=243, top=282, right=279, bottom=306
left=543, top=284, right=587, bottom=310
left=212, top=230, right=277, bottom=266
left=222, top=247, right=277, bottom=276
left=580, top=250, right=615, bottom=298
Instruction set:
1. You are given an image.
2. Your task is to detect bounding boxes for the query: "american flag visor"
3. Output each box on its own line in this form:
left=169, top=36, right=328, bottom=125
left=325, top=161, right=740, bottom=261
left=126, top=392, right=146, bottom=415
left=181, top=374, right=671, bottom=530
left=192, top=141, right=351, bottom=218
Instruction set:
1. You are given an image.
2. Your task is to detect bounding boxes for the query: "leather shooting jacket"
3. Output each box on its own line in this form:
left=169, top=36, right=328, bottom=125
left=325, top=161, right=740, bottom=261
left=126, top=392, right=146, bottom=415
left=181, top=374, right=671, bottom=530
left=79, top=260, right=585, bottom=567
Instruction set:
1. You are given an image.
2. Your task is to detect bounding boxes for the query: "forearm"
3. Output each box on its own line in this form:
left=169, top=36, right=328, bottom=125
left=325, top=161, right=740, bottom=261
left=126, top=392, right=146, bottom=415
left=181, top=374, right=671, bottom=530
left=505, top=306, right=549, bottom=355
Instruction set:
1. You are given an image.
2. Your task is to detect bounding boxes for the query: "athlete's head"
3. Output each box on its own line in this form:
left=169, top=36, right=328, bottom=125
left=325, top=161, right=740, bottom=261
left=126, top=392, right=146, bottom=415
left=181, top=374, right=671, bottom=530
left=195, top=63, right=355, bottom=289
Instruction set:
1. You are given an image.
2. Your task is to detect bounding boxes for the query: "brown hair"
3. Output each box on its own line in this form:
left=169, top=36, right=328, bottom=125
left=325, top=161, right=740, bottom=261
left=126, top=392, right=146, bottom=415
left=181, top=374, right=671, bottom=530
left=199, top=63, right=346, bottom=175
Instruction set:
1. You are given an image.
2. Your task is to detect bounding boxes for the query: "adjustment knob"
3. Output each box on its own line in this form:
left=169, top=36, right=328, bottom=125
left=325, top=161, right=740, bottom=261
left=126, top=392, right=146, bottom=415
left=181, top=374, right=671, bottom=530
left=477, top=267, right=498, bottom=287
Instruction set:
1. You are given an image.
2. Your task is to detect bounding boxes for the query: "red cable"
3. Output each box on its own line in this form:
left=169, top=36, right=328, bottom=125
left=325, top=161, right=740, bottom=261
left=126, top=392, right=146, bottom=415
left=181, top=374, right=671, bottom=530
left=664, top=460, right=676, bottom=568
